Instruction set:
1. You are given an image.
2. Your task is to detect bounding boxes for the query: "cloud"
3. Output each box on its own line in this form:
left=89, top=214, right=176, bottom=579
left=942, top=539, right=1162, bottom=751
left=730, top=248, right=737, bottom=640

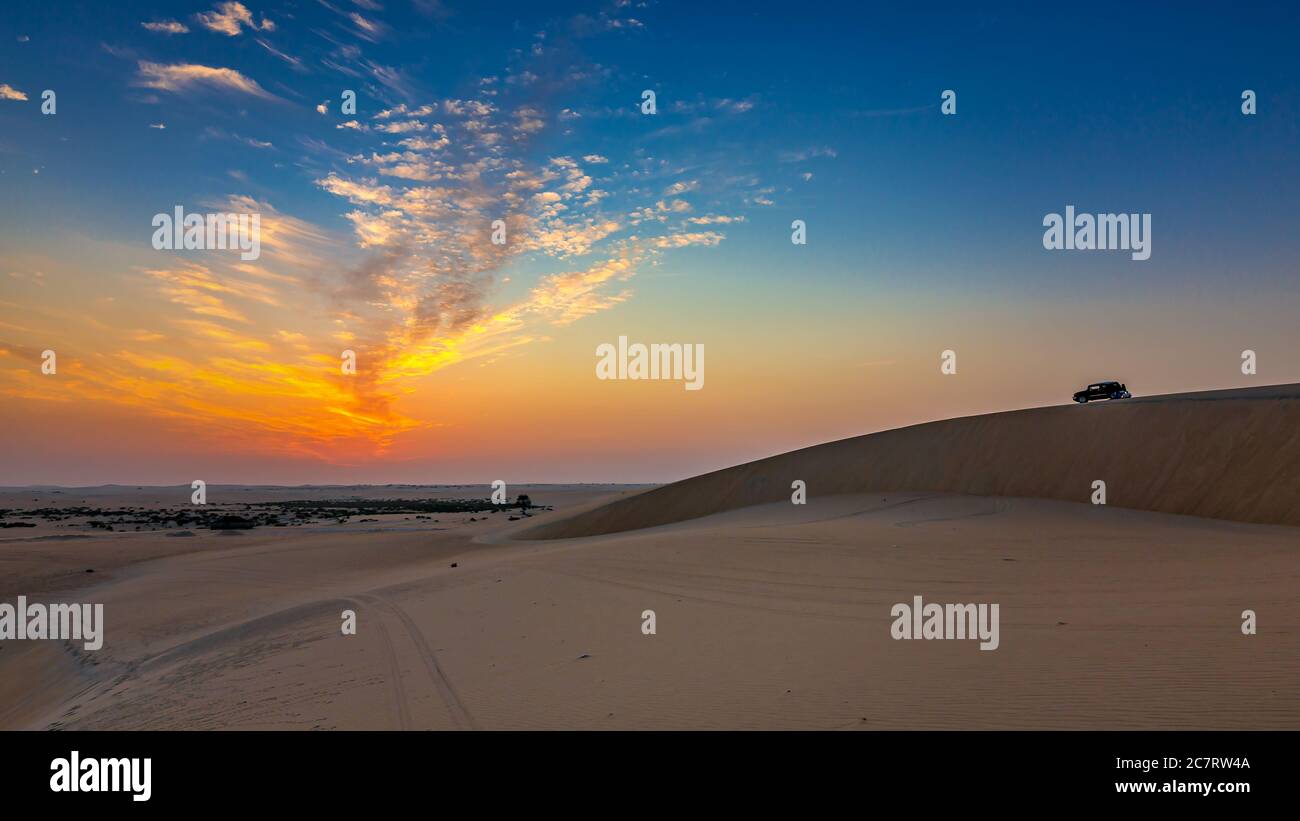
left=312, top=134, right=738, bottom=403
left=672, top=96, right=757, bottom=115
left=317, top=173, right=395, bottom=207
left=444, top=99, right=495, bottom=117
left=135, top=61, right=277, bottom=100
left=375, top=104, right=435, bottom=119
left=779, top=146, right=837, bottom=162
left=195, top=2, right=273, bottom=36
left=144, top=262, right=253, bottom=324
left=399, top=134, right=449, bottom=151
left=717, top=98, right=754, bottom=113
left=514, top=106, right=545, bottom=134
left=651, top=231, right=724, bottom=249
left=524, top=256, right=636, bottom=325
left=363, top=62, right=414, bottom=101
left=2, top=20, right=753, bottom=460
left=213, top=194, right=334, bottom=269
left=142, top=20, right=189, bottom=34
left=526, top=218, right=621, bottom=257
left=256, top=38, right=304, bottom=71
left=376, top=120, right=427, bottom=134
left=203, top=126, right=273, bottom=149
left=349, top=12, right=387, bottom=41
left=0, top=84, right=28, bottom=101
left=687, top=214, right=744, bottom=225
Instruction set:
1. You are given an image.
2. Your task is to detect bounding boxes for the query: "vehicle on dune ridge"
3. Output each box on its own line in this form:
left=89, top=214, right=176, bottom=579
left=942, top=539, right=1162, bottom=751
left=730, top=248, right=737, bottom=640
left=1073, top=381, right=1132, bottom=403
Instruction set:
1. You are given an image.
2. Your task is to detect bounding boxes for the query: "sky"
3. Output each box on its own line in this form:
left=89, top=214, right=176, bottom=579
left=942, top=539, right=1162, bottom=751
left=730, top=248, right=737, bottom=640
left=1, top=1, right=1298, bottom=486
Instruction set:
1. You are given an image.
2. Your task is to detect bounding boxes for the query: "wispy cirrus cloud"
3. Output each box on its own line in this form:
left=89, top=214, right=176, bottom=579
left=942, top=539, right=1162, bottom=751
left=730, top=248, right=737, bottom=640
left=672, top=96, right=757, bottom=115
left=349, top=12, right=387, bottom=42
left=202, top=126, right=275, bottom=150
left=135, top=61, right=279, bottom=100
left=256, top=38, right=305, bottom=71
left=0, top=84, right=28, bottom=101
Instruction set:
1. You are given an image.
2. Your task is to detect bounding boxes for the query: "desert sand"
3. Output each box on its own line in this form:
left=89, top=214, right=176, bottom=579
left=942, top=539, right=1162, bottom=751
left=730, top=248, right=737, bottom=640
left=1, top=385, right=1297, bottom=730
left=525, top=384, right=1300, bottom=538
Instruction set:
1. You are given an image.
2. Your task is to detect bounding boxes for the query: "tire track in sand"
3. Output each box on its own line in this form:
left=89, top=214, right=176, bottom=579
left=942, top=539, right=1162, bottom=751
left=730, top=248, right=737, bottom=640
left=345, top=597, right=413, bottom=730
left=354, top=593, right=478, bottom=730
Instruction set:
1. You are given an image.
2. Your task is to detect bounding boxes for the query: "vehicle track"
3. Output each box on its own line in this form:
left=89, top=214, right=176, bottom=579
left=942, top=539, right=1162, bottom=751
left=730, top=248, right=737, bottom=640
left=345, top=596, right=413, bottom=730
left=354, top=593, right=478, bottom=730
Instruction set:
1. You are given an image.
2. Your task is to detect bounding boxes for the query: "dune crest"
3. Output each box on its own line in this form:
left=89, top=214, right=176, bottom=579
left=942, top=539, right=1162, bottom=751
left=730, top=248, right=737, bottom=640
left=525, top=384, right=1300, bottom=538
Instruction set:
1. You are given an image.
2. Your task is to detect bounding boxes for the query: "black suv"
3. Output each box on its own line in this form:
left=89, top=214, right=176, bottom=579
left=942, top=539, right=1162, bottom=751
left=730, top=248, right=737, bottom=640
left=1073, top=381, right=1131, bottom=403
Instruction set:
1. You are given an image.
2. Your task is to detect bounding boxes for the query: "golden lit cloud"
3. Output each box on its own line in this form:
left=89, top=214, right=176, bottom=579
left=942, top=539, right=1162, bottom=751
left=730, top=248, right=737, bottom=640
left=135, top=61, right=277, bottom=99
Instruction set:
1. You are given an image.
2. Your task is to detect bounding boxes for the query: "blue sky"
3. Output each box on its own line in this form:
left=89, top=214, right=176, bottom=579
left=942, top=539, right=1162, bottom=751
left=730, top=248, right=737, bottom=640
left=4, top=0, right=1298, bottom=289
left=2, top=2, right=1299, bottom=484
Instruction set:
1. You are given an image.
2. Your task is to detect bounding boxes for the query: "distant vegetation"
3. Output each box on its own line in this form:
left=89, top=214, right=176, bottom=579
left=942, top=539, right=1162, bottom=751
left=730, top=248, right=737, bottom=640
left=259, top=498, right=509, bottom=515
left=0, top=496, right=552, bottom=532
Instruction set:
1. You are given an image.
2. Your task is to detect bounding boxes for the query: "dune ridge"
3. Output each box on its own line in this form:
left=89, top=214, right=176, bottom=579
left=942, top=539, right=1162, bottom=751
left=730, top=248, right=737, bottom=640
left=525, top=384, right=1300, bottom=538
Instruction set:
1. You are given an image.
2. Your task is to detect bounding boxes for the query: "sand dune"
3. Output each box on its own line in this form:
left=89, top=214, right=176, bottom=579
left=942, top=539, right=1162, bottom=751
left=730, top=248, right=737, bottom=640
left=524, top=384, right=1300, bottom=539
left=3, top=490, right=1296, bottom=730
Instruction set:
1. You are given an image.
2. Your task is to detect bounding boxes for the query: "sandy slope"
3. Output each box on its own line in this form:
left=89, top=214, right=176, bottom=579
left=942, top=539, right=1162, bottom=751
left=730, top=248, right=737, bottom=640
left=1, top=488, right=1296, bottom=729
left=522, top=384, right=1300, bottom=539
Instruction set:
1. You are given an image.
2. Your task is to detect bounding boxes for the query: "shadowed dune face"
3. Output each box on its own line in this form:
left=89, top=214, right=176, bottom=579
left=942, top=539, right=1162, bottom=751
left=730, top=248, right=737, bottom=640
left=525, top=384, right=1300, bottom=539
